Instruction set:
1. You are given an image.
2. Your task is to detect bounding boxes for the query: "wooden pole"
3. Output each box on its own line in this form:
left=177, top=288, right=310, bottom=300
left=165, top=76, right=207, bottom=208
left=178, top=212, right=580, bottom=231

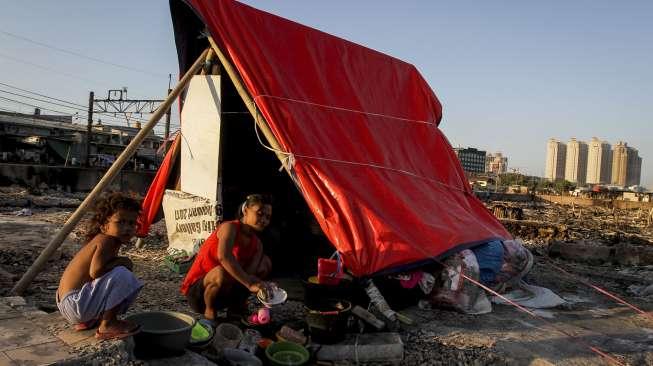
left=207, top=36, right=288, bottom=167
left=11, top=48, right=210, bottom=295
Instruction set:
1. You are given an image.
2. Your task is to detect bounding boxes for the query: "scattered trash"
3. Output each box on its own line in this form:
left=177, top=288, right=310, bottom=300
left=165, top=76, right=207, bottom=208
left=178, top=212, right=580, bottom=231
left=14, top=208, right=32, bottom=216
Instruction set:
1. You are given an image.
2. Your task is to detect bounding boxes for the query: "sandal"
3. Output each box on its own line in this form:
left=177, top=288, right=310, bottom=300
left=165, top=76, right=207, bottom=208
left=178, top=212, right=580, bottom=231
left=94, top=323, right=141, bottom=340
left=74, top=318, right=99, bottom=331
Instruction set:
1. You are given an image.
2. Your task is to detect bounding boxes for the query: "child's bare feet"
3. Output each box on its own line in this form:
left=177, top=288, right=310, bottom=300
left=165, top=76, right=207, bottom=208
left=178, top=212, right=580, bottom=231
left=204, top=309, right=216, bottom=321
left=95, top=319, right=140, bottom=340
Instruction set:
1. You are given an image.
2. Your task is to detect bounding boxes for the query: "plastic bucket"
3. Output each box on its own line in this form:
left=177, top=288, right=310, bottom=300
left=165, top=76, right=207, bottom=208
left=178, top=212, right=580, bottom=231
left=317, top=258, right=342, bottom=285
left=213, top=323, right=243, bottom=351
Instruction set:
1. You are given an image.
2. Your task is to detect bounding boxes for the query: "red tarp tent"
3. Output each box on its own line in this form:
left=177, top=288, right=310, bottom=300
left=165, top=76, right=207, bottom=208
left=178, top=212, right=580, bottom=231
left=140, top=0, right=510, bottom=277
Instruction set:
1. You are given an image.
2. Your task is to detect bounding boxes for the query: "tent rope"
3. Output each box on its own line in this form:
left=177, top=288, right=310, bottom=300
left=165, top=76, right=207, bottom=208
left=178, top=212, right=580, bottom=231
left=542, top=256, right=651, bottom=320
left=253, top=94, right=438, bottom=127
left=251, top=102, right=470, bottom=195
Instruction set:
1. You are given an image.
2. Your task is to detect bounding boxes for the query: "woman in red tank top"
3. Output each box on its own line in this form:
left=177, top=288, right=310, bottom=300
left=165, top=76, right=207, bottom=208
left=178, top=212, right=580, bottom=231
left=181, top=194, right=273, bottom=321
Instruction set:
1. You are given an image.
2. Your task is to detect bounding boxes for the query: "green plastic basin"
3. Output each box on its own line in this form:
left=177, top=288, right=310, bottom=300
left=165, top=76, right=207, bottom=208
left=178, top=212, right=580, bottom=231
left=265, top=341, right=309, bottom=366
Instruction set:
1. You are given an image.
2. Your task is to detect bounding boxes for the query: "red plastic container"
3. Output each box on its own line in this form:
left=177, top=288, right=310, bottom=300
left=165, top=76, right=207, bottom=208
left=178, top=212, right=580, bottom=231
left=317, top=258, right=342, bottom=285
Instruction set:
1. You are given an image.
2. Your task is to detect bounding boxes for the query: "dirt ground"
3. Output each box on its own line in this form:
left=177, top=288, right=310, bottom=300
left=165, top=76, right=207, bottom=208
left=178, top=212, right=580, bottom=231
left=1, top=186, right=652, bottom=365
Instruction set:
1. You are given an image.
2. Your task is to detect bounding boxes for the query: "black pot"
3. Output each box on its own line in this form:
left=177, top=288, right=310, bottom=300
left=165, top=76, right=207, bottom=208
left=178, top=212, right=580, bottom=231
left=302, top=277, right=358, bottom=309
left=305, top=299, right=351, bottom=344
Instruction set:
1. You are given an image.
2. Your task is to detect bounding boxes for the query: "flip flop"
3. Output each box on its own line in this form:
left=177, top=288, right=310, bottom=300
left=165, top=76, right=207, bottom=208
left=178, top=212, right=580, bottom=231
left=94, top=324, right=141, bottom=340
left=74, top=318, right=99, bottom=331
left=198, top=318, right=217, bottom=329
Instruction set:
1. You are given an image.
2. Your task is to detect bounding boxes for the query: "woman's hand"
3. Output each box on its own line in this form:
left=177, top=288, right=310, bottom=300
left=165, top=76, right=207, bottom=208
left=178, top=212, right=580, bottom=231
left=247, top=276, right=263, bottom=293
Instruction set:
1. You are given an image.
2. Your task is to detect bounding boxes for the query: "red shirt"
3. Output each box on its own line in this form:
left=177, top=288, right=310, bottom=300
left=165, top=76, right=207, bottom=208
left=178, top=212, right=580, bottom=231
left=180, top=220, right=260, bottom=295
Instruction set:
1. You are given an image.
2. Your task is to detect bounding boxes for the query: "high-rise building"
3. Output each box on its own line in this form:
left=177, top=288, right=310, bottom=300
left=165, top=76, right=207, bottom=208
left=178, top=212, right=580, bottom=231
left=544, top=138, right=566, bottom=181
left=485, top=152, right=508, bottom=175
left=564, top=138, right=588, bottom=185
left=627, top=151, right=642, bottom=187
left=611, top=142, right=642, bottom=187
left=586, top=137, right=612, bottom=184
left=453, top=147, right=486, bottom=173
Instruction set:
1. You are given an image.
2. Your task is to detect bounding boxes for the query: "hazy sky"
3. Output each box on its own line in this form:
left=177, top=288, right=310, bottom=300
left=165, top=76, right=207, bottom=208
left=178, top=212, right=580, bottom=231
left=0, top=1, right=650, bottom=187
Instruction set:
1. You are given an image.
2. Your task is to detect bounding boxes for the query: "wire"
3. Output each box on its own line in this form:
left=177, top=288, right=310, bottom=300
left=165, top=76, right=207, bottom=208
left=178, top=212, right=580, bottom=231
left=0, top=81, right=86, bottom=108
left=0, top=29, right=170, bottom=79
left=0, top=84, right=158, bottom=125
left=0, top=51, right=111, bottom=87
left=0, top=96, right=73, bottom=116
left=0, top=88, right=87, bottom=113
left=0, top=95, right=148, bottom=128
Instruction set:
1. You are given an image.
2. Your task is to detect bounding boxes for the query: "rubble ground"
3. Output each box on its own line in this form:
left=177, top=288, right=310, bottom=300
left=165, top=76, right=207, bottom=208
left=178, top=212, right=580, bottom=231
left=1, top=196, right=652, bottom=365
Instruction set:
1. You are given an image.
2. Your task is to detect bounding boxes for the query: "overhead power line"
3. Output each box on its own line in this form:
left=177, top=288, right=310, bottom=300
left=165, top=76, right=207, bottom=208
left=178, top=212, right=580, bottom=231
left=0, top=88, right=86, bottom=113
left=0, top=81, right=86, bottom=108
left=0, top=51, right=110, bottom=86
left=0, top=95, right=146, bottom=127
left=0, top=29, right=169, bottom=79
left=0, top=95, right=76, bottom=116
left=0, top=83, right=154, bottom=125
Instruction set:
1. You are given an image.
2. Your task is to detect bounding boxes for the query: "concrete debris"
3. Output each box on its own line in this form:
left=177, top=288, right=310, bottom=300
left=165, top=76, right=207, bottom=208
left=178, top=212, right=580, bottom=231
left=0, top=191, right=652, bottom=365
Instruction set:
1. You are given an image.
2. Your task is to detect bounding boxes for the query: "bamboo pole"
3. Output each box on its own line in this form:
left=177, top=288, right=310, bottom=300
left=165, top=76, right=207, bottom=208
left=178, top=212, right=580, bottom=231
left=206, top=36, right=288, bottom=167
left=11, top=48, right=211, bottom=295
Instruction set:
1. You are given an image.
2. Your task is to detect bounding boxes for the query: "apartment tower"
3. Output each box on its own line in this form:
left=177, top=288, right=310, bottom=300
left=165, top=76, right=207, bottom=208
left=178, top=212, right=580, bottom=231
left=544, top=138, right=567, bottom=181
left=586, top=137, right=612, bottom=184
left=564, top=138, right=588, bottom=185
left=611, top=142, right=642, bottom=187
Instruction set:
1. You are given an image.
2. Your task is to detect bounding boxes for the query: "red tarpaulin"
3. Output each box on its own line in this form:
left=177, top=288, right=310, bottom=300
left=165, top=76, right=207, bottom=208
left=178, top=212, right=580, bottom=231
left=144, top=0, right=511, bottom=276
left=137, top=134, right=180, bottom=237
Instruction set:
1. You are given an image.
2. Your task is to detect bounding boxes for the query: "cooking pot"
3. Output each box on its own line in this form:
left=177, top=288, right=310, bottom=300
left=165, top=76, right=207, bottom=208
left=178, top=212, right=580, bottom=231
left=305, top=299, right=351, bottom=344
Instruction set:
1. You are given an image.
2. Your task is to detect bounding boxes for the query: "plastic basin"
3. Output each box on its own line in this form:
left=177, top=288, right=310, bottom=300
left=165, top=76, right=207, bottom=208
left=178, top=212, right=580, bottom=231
left=125, top=311, right=195, bottom=355
left=223, top=348, right=262, bottom=366
left=265, top=341, right=310, bottom=366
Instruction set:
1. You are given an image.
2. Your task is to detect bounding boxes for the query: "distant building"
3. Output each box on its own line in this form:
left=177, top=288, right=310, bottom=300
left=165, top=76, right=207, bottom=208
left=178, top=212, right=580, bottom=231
left=586, top=137, right=612, bottom=184
left=564, top=138, right=588, bottom=185
left=544, top=138, right=566, bottom=181
left=485, top=152, right=508, bottom=175
left=0, top=110, right=162, bottom=169
left=611, top=142, right=642, bottom=187
left=454, top=147, right=486, bottom=173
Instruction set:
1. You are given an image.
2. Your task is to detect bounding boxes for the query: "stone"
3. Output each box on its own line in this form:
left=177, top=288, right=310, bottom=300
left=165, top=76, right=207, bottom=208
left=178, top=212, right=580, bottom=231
left=0, top=317, right=58, bottom=352
left=640, top=284, right=653, bottom=297
left=3, top=296, right=26, bottom=307
left=548, top=241, right=613, bottom=265
left=316, top=332, right=403, bottom=363
left=4, top=340, right=71, bottom=365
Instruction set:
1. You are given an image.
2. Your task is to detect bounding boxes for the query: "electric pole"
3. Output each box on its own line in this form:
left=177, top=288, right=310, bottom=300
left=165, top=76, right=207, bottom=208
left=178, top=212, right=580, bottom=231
left=85, top=91, right=94, bottom=167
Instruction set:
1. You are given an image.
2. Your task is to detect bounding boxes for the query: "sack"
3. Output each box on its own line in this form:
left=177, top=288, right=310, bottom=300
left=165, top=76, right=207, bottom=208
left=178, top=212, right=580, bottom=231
left=162, top=189, right=221, bottom=255
left=428, top=249, right=492, bottom=314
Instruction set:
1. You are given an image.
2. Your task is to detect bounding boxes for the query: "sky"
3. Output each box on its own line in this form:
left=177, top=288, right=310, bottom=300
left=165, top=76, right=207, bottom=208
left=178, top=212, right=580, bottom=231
left=0, top=1, right=651, bottom=187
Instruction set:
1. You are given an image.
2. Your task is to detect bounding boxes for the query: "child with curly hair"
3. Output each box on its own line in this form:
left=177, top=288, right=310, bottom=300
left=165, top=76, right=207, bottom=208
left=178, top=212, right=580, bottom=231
left=56, top=192, right=143, bottom=340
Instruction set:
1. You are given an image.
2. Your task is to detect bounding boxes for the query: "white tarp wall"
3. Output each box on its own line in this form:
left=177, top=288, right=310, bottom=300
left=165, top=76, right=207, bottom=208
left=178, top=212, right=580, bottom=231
left=180, top=75, right=223, bottom=202
left=162, top=189, right=221, bottom=255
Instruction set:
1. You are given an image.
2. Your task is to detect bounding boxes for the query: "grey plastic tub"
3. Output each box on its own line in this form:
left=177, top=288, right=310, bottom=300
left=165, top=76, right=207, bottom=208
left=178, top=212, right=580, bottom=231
left=125, top=311, right=196, bottom=355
